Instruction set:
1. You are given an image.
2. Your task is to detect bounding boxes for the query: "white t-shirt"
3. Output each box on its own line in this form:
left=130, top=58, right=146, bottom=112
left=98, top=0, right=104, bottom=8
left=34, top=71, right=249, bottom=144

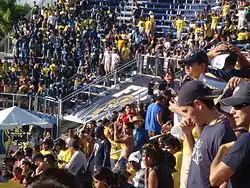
left=47, top=15, right=57, bottom=26
left=65, top=150, right=86, bottom=176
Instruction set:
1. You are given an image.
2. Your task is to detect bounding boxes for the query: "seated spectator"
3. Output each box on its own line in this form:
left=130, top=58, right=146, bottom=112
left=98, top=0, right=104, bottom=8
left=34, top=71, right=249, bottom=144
left=92, top=167, right=117, bottom=188
left=27, top=180, right=68, bottom=188
left=33, top=154, right=50, bottom=176
left=11, top=166, right=24, bottom=184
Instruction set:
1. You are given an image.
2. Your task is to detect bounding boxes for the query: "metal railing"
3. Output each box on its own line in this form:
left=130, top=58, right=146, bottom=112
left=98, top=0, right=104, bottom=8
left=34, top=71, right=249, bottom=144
left=138, top=54, right=182, bottom=77
left=60, top=58, right=139, bottom=118
left=0, top=93, right=58, bottom=115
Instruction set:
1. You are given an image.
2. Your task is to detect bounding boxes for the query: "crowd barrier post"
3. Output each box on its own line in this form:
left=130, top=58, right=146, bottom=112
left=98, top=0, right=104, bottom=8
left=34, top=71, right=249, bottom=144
left=28, top=96, right=32, bottom=111
left=12, top=95, right=15, bottom=107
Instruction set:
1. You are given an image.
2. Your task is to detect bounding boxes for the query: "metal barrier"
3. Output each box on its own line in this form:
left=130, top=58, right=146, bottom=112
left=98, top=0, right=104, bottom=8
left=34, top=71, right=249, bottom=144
left=60, top=58, right=139, bottom=118
left=137, top=54, right=182, bottom=77
left=0, top=93, right=58, bottom=115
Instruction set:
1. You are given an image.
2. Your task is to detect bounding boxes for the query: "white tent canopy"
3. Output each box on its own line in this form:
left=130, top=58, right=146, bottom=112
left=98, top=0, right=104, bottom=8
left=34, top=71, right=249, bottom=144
left=0, top=106, right=53, bottom=130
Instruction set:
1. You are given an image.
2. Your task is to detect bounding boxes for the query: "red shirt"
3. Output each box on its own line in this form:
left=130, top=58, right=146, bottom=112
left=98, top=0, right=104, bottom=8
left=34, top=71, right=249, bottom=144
left=12, top=176, right=23, bottom=184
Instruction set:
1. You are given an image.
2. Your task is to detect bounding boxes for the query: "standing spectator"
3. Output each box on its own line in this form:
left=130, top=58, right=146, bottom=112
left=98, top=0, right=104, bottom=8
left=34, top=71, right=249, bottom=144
left=210, top=82, right=250, bottom=187
left=88, top=126, right=111, bottom=170
left=237, top=6, right=247, bottom=30
left=132, top=116, right=149, bottom=151
left=142, top=143, right=174, bottom=188
left=174, top=15, right=186, bottom=40
left=145, top=95, right=165, bottom=137
left=111, top=48, right=120, bottom=73
left=114, top=122, right=134, bottom=171
left=147, top=78, right=156, bottom=102
left=177, top=81, right=236, bottom=188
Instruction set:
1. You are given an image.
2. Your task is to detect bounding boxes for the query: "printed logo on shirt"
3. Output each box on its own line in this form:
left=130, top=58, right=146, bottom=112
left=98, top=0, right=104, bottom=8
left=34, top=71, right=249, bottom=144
left=93, top=143, right=100, bottom=156
left=192, top=139, right=203, bottom=165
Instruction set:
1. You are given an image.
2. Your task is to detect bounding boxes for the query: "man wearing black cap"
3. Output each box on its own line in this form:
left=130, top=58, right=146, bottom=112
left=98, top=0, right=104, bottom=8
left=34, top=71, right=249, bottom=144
left=176, top=80, right=236, bottom=188
left=88, top=126, right=111, bottom=171
left=180, top=50, right=208, bottom=82
left=210, top=82, right=250, bottom=188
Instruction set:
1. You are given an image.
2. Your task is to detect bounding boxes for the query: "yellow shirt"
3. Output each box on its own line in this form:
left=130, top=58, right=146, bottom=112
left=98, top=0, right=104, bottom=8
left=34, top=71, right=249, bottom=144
left=205, top=23, right=212, bottom=37
left=117, top=39, right=125, bottom=51
left=237, top=32, right=248, bottom=41
left=104, top=127, right=111, bottom=140
left=211, top=16, right=219, bottom=27
left=0, top=180, right=22, bottom=188
left=49, top=63, right=58, bottom=71
left=58, top=150, right=67, bottom=168
left=121, top=47, right=131, bottom=60
left=11, top=63, right=18, bottom=72
left=145, top=20, right=152, bottom=31
left=137, top=20, right=145, bottom=28
left=62, top=149, right=74, bottom=163
left=173, top=151, right=183, bottom=188
left=194, top=27, right=203, bottom=34
left=175, top=19, right=186, bottom=31
left=222, top=5, right=230, bottom=17
left=40, top=149, right=54, bottom=156
left=41, top=67, right=50, bottom=75
left=182, top=129, right=199, bottom=155
left=109, top=139, right=121, bottom=160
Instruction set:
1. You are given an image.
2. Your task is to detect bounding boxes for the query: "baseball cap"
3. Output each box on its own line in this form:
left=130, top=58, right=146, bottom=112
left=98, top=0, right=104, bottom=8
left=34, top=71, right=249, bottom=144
left=128, top=151, right=141, bottom=163
left=178, top=80, right=220, bottom=106
left=220, top=82, right=250, bottom=106
left=180, top=50, right=209, bottom=65
left=94, top=126, right=104, bottom=137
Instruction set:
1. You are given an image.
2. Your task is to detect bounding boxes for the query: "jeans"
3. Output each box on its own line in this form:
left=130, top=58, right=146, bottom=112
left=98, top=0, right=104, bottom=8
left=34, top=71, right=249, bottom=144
left=118, top=157, right=127, bottom=171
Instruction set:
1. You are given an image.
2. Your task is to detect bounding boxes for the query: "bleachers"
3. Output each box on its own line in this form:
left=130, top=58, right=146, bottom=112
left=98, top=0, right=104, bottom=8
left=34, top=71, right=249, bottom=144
left=114, top=0, right=216, bottom=37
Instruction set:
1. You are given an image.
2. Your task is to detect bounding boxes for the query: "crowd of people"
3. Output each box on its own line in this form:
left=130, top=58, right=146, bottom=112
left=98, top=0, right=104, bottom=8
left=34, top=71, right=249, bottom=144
left=1, top=0, right=250, bottom=188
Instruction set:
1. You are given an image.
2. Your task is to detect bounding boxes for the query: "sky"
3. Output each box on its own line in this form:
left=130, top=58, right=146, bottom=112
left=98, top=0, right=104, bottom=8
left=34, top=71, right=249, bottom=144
left=17, top=0, right=34, bottom=5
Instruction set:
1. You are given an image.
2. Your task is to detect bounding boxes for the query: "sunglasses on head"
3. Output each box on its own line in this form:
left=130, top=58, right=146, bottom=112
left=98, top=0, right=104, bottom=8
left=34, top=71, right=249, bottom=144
left=233, top=103, right=250, bottom=110
left=142, top=143, right=157, bottom=152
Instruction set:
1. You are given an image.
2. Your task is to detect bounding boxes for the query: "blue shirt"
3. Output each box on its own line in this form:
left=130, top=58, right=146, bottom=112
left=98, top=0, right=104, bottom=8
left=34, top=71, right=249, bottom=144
left=187, top=119, right=236, bottom=188
left=222, top=133, right=250, bottom=188
left=133, top=128, right=149, bottom=151
left=145, top=103, right=162, bottom=133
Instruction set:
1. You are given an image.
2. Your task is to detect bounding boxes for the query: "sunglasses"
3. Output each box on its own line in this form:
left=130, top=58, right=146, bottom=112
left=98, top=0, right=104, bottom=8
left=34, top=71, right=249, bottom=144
left=233, top=103, right=250, bottom=110
left=142, top=143, right=157, bottom=152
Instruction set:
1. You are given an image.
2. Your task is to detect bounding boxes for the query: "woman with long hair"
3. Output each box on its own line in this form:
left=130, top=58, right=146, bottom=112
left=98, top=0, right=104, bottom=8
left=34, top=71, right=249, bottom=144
left=142, top=143, right=174, bottom=188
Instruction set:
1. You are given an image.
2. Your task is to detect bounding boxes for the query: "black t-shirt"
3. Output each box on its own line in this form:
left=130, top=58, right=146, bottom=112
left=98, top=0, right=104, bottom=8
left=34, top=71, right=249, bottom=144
left=222, top=133, right=250, bottom=188
left=187, top=119, right=236, bottom=188
left=153, top=165, right=174, bottom=188
left=148, top=83, right=154, bottom=95
left=159, top=80, right=167, bottom=91
left=93, top=138, right=111, bottom=169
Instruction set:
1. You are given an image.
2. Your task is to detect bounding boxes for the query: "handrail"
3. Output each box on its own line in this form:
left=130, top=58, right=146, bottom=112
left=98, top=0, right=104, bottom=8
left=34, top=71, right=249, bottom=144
left=61, top=58, right=138, bottom=101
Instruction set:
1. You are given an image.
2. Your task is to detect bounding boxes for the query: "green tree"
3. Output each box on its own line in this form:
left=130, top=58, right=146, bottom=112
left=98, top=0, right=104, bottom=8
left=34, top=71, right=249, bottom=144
left=0, top=0, right=31, bottom=40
